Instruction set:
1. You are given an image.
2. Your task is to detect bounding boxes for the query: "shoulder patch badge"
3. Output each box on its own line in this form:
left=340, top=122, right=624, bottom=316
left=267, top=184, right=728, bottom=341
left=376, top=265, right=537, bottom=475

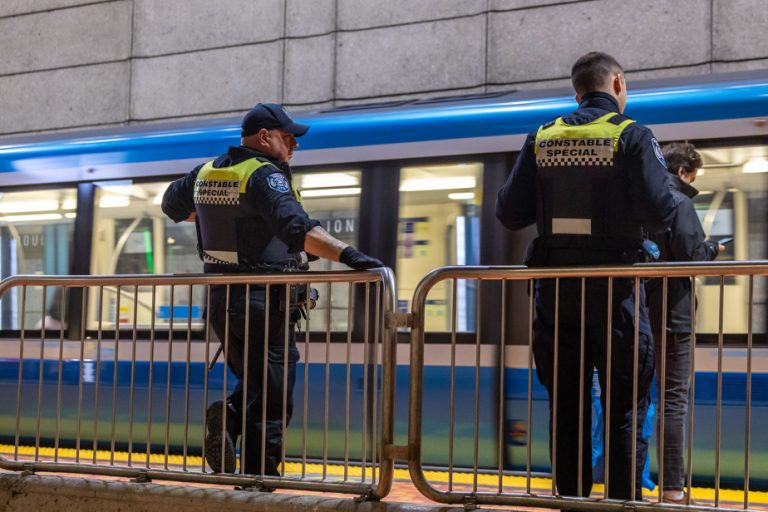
left=267, top=173, right=291, bottom=193
left=651, top=137, right=667, bottom=167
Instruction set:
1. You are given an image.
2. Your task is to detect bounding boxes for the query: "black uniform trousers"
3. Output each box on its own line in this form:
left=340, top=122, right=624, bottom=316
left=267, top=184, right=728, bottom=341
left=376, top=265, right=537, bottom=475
left=532, top=276, right=654, bottom=500
left=209, top=284, right=300, bottom=476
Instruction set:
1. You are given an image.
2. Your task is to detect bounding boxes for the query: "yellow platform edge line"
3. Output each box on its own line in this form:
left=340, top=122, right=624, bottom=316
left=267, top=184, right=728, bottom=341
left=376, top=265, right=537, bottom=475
left=3, top=444, right=768, bottom=504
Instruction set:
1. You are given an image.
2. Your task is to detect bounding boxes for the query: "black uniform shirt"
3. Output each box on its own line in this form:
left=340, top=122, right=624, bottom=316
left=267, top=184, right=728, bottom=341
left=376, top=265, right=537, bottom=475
left=496, top=92, right=678, bottom=237
left=162, top=145, right=320, bottom=272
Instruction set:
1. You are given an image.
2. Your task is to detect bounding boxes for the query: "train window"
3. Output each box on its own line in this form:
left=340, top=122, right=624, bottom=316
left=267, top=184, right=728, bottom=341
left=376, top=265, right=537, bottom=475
left=294, top=170, right=361, bottom=331
left=693, top=144, right=768, bottom=335
left=90, top=180, right=202, bottom=330
left=397, top=163, right=483, bottom=332
left=0, top=188, right=77, bottom=329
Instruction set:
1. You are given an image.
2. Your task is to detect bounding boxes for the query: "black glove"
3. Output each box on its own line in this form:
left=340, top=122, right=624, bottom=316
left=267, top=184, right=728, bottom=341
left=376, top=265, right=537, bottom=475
left=340, top=247, right=384, bottom=270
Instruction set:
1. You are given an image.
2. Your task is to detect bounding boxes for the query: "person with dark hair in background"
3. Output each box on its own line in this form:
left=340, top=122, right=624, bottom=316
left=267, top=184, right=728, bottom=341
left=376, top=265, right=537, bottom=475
left=162, top=103, right=382, bottom=476
left=647, top=142, right=722, bottom=504
left=496, top=51, right=678, bottom=501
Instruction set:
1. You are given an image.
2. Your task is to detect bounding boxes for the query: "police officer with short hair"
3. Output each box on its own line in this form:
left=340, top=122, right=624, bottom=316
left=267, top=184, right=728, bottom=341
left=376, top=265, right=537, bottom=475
left=496, top=52, right=678, bottom=500
left=162, top=103, right=382, bottom=475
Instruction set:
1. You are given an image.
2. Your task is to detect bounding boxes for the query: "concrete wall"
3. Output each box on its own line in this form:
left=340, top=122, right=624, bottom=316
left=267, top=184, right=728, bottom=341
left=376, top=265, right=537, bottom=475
left=0, top=0, right=766, bottom=136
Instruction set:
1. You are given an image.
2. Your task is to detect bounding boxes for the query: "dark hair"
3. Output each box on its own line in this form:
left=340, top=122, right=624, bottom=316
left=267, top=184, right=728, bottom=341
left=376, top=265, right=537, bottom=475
left=662, top=142, right=703, bottom=174
left=571, top=52, right=623, bottom=95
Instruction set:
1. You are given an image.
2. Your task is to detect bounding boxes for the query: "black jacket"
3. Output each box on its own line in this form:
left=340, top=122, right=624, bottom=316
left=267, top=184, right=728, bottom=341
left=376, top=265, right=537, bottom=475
left=161, top=146, right=320, bottom=273
left=496, top=92, right=678, bottom=264
left=647, top=176, right=719, bottom=333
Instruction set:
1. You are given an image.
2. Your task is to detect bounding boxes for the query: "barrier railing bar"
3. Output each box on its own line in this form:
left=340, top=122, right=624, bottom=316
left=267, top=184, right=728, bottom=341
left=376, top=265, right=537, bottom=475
left=361, top=280, right=370, bottom=483
left=473, top=279, right=482, bottom=493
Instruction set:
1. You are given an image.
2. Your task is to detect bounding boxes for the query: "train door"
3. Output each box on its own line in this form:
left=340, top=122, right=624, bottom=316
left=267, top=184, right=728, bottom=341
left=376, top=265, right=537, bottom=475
left=0, top=188, right=77, bottom=329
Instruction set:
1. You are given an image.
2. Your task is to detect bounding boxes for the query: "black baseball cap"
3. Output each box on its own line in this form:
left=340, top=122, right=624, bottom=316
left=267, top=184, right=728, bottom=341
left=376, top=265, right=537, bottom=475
left=241, top=103, right=309, bottom=137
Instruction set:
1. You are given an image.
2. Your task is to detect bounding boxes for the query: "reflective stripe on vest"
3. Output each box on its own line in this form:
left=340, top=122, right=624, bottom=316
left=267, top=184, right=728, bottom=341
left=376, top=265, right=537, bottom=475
left=533, top=113, right=635, bottom=236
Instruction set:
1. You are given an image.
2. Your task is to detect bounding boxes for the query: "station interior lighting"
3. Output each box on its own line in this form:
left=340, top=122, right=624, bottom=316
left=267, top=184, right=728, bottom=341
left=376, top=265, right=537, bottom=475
left=742, top=158, right=768, bottom=173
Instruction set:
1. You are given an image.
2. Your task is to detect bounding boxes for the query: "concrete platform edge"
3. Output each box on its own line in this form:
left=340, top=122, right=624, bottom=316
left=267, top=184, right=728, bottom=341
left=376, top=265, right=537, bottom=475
left=0, top=473, right=469, bottom=512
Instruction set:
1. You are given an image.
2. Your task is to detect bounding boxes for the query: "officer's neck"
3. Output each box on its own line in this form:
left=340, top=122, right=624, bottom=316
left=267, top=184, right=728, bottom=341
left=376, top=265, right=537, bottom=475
left=578, top=91, right=620, bottom=112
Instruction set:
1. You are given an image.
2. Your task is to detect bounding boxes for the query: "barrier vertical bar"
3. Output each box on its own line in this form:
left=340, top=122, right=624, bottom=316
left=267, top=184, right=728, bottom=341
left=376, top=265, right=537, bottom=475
left=658, top=277, right=669, bottom=502
left=54, top=287, right=66, bottom=462
left=631, top=276, right=640, bottom=500
left=715, top=275, right=724, bottom=506
left=93, top=286, right=104, bottom=464
left=201, top=285, right=211, bottom=473
left=448, top=278, right=457, bottom=491
left=604, top=277, right=613, bottom=497
left=128, top=285, right=139, bottom=466
left=498, top=278, right=507, bottom=494
left=34, top=285, right=47, bottom=462
left=372, top=279, right=381, bottom=484
left=551, top=278, right=559, bottom=495
left=473, top=280, right=482, bottom=492
left=685, top=278, right=697, bottom=505
left=744, top=275, right=754, bottom=510
left=361, top=281, right=370, bottom=483
left=146, top=285, right=157, bottom=469
left=260, top=284, right=271, bottom=478
left=282, top=283, right=290, bottom=477
left=182, top=284, right=193, bottom=471
left=301, top=282, right=310, bottom=479
left=322, top=282, right=331, bottom=480
left=76, top=288, right=87, bottom=462
left=526, top=280, right=534, bottom=494
left=163, top=285, right=174, bottom=470
left=241, top=284, right=251, bottom=474
left=344, top=283, right=353, bottom=481
left=222, top=285, right=231, bottom=474
left=110, top=285, right=122, bottom=465
left=14, top=285, right=27, bottom=461
left=577, top=278, right=586, bottom=497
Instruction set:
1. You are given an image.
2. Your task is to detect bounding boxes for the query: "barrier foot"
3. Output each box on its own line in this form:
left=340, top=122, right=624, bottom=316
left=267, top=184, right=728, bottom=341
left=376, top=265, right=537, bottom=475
left=353, top=489, right=381, bottom=503
left=463, top=495, right=477, bottom=511
left=131, top=471, right=151, bottom=483
left=21, top=464, right=35, bottom=477
left=236, top=482, right=274, bottom=493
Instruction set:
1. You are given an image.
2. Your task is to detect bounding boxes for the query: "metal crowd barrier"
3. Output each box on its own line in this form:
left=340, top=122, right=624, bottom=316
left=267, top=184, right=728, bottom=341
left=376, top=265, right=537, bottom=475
left=0, top=269, right=397, bottom=501
left=405, top=261, right=768, bottom=512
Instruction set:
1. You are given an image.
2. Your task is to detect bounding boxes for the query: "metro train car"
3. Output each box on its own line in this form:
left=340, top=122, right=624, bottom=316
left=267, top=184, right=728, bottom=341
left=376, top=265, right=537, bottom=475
left=0, top=70, right=767, bottom=488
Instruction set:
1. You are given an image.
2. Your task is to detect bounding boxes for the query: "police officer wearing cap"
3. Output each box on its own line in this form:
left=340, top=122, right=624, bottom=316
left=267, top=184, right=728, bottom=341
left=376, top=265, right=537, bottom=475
left=162, top=103, right=383, bottom=476
left=496, top=52, right=678, bottom=501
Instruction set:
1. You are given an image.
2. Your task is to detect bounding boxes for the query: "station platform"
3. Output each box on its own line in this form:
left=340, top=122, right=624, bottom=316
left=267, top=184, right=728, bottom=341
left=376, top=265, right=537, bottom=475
left=3, top=444, right=768, bottom=511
